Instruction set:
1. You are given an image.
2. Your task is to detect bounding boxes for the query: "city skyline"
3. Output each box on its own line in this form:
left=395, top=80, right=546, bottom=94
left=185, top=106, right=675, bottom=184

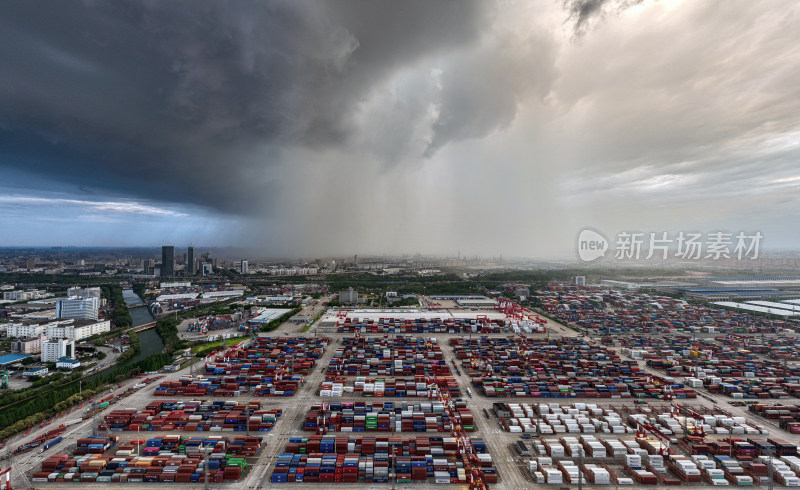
left=1, top=1, right=799, bottom=257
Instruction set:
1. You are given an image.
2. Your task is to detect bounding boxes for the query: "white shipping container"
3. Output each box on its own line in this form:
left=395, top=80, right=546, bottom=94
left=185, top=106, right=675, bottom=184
left=625, top=454, right=642, bottom=468
left=545, top=470, right=563, bottom=484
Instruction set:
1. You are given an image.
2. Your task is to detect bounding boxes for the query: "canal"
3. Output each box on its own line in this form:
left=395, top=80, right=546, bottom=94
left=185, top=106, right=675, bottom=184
left=0, top=290, right=168, bottom=415
left=123, top=289, right=157, bottom=328
left=122, top=289, right=163, bottom=362
left=82, top=290, right=163, bottom=384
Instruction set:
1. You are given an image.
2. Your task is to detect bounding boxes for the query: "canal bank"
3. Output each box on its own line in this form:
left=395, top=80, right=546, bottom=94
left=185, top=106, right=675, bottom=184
left=82, top=290, right=163, bottom=384
left=0, top=289, right=172, bottom=439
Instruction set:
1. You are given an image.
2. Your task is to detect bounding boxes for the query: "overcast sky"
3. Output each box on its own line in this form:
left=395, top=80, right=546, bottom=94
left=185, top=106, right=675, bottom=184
left=1, top=0, right=799, bottom=258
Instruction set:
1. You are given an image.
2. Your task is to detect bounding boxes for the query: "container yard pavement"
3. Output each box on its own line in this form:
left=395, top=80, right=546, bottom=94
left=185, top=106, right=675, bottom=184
left=13, top=307, right=800, bottom=489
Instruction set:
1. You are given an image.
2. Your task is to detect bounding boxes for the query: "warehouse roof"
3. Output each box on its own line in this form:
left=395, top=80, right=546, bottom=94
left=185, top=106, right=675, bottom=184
left=0, top=353, right=33, bottom=366
left=713, top=302, right=800, bottom=317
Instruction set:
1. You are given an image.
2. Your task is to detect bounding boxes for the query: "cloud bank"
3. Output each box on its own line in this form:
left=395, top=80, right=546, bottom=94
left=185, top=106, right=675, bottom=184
left=1, top=0, right=799, bottom=256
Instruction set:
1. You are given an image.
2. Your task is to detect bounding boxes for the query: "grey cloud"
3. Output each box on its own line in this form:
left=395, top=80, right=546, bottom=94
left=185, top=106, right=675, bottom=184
left=426, top=30, right=558, bottom=155
left=563, top=0, right=607, bottom=31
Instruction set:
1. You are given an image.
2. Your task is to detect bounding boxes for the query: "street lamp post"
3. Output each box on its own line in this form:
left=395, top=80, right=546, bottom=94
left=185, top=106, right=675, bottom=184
left=768, top=449, right=775, bottom=490
left=201, top=447, right=215, bottom=490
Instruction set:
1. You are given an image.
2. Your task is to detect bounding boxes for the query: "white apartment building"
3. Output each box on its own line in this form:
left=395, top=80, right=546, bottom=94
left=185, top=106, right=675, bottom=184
left=41, top=337, right=75, bottom=363
left=160, top=282, right=192, bottom=288
left=56, top=296, right=99, bottom=320
left=3, top=289, right=50, bottom=301
left=5, top=323, right=48, bottom=338
left=46, top=319, right=111, bottom=341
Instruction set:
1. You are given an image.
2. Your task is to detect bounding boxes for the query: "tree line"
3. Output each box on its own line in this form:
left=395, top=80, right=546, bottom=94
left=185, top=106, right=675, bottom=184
left=100, top=284, right=132, bottom=329
left=0, top=317, right=181, bottom=438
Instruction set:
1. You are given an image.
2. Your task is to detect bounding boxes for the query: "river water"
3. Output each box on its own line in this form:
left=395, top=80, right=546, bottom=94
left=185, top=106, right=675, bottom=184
left=122, top=289, right=163, bottom=361
left=81, top=291, right=163, bottom=384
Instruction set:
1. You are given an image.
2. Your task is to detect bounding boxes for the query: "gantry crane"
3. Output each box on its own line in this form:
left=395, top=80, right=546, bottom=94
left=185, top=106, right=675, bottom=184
left=0, top=466, right=9, bottom=490
left=635, top=421, right=672, bottom=456
left=672, top=404, right=706, bottom=438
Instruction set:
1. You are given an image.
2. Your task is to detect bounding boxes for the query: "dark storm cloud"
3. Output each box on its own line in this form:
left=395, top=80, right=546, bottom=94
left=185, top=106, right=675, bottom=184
left=0, top=0, right=495, bottom=214
left=6, top=0, right=800, bottom=256
left=562, top=0, right=643, bottom=33
left=426, top=30, right=557, bottom=155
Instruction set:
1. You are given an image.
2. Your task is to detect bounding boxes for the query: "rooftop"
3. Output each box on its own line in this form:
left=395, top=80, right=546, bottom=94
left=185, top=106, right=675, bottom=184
left=0, top=353, right=33, bottom=366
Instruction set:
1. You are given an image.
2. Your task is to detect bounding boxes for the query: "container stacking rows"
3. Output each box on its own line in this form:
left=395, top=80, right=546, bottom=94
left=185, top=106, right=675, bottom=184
left=320, top=375, right=460, bottom=397
left=32, top=435, right=263, bottom=483
left=103, top=400, right=282, bottom=432
left=749, top=404, right=800, bottom=434
left=157, top=373, right=303, bottom=397
left=617, top=333, right=800, bottom=399
left=530, top=458, right=627, bottom=485
left=336, top=316, right=504, bottom=334
left=327, top=336, right=451, bottom=377
left=452, top=336, right=635, bottom=377
left=495, top=402, right=635, bottom=435
left=451, top=337, right=686, bottom=399
left=304, top=400, right=475, bottom=433
left=616, top=333, right=763, bottom=366
left=648, top=357, right=800, bottom=399
left=205, top=336, right=329, bottom=377
left=537, top=285, right=788, bottom=335
left=271, top=436, right=497, bottom=484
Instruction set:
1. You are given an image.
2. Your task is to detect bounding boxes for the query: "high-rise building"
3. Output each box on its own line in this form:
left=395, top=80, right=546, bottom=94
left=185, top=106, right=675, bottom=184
left=241, top=260, right=249, bottom=275
left=187, top=246, right=195, bottom=276
left=161, top=246, right=175, bottom=277
left=338, top=287, right=359, bottom=305
left=56, top=297, right=100, bottom=320
left=41, top=337, right=75, bottom=363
